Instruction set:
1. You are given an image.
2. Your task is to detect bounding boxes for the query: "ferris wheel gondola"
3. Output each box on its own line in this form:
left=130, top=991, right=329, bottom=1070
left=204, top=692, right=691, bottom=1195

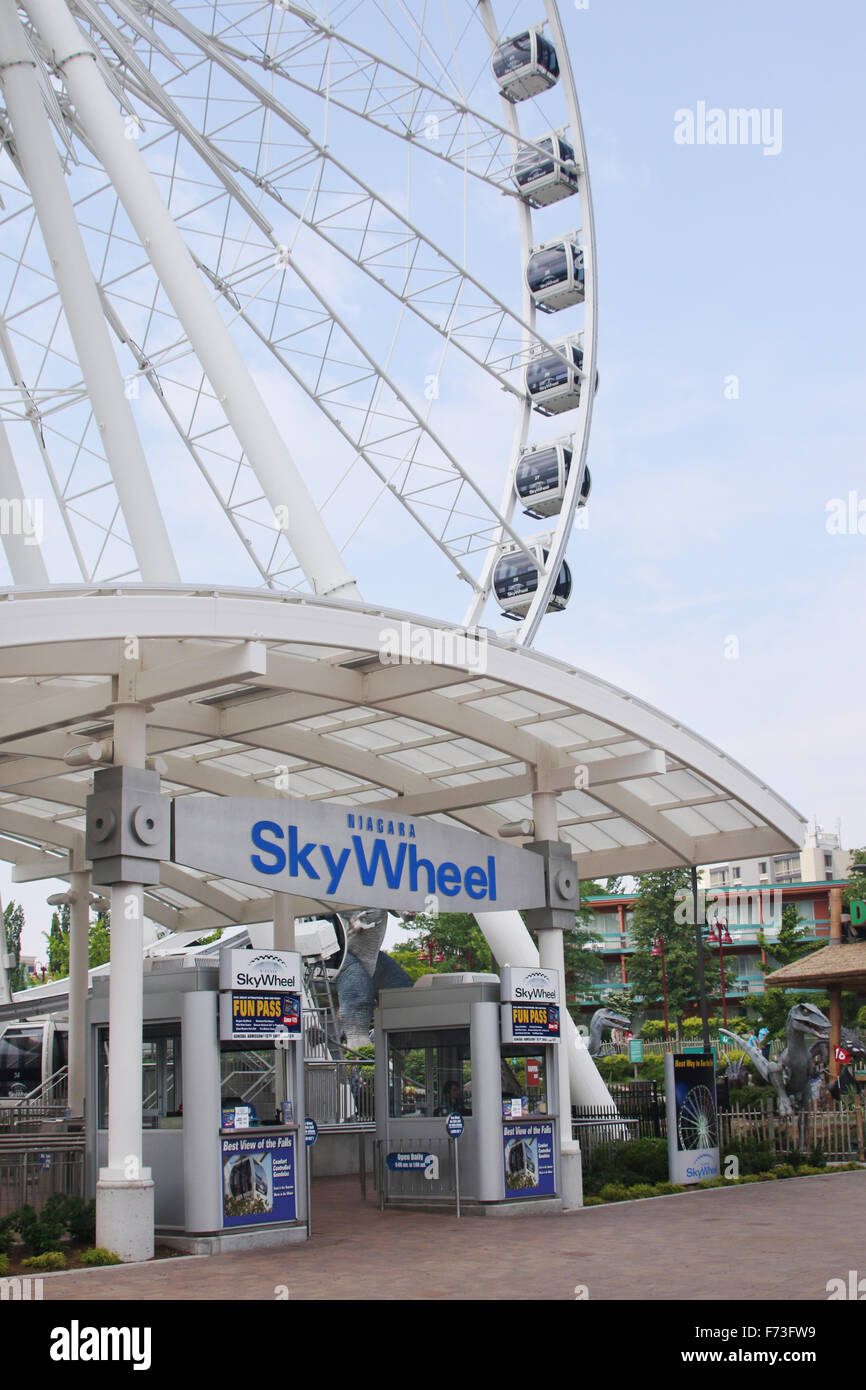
left=525, top=339, right=584, bottom=414
left=493, top=541, right=572, bottom=619
left=492, top=28, right=560, bottom=102
left=526, top=238, right=585, bottom=312
left=512, top=132, right=579, bottom=206
left=514, top=439, right=590, bottom=518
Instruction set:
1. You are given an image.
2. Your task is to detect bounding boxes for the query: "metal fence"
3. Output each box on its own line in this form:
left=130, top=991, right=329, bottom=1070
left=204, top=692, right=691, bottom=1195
left=573, top=1093, right=866, bottom=1165
left=718, top=1100, right=865, bottom=1163
left=0, top=1102, right=70, bottom=1133
left=377, top=1134, right=456, bottom=1206
left=304, top=1059, right=375, bottom=1127
left=0, top=1137, right=85, bottom=1218
left=597, top=1037, right=783, bottom=1060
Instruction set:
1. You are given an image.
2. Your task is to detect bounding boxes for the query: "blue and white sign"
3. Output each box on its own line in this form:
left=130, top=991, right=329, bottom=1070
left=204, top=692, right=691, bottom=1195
left=664, top=1052, right=720, bottom=1185
left=221, top=1132, right=296, bottom=1227
left=446, top=1113, right=464, bottom=1138
left=172, top=796, right=545, bottom=912
left=304, top=1117, right=318, bottom=1147
left=502, top=1122, right=555, bottom=1199
left=386, top=1151, right=439, bottom=1180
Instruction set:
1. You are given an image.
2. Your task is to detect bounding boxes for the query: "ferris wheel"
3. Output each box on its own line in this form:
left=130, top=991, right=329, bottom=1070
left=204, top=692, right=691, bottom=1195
left=677, top=1085, right=718, bottom=1151
left=0, top=0, right=597, bottom=647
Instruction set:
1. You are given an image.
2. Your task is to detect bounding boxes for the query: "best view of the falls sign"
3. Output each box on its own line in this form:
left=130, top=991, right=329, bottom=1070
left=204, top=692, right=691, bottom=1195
left=172, top=797, right=546, bottom=912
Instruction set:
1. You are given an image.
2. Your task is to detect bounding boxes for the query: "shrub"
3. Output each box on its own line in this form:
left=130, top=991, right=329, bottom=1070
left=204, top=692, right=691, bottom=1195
left=596, top=1054, right=632, bottom=1081
left=0, top=1218, right=13, bottom=1257
left=598, top=1183, right=631, bottom=1202
left=723, top=1138, right=773, bottom=1175
left=653, top=1182, right=686, bottom=1196
left=8, top=1194, right=95, bottom=1256
left=0, top=1253, right=8, bottom=1277
left=584, top=1137, right=669, bottom=1194
left=808, top=1145, right=827, bottom=1169
left=627, top=1183, right=657, bottom=1200
left=635, top=1056, right=665, bottom=1084
left=14, top=1204, right=66, bottom=1257
left=65, top=1199, right=96, bottom=1245
left=772, top=1164, right=796, bottom=1179
left=639, top=1020, right=667, bottom=1040
left=21, top=1251, right=67, bottom=1272
left=582, top=1196, right=604, bottom=1206
left=78, top=1247, right=121, bottom=1267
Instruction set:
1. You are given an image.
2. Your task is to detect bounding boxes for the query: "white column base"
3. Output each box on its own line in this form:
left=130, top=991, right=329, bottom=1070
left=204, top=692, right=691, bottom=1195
left=96, top=1176, right=155, bottom=1262
left=560, top=1139, right=583, bottom=1211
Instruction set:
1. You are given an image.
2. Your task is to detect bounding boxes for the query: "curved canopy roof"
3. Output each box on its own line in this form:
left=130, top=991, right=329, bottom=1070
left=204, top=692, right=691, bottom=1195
left=0, top=586, right=804, bottom=935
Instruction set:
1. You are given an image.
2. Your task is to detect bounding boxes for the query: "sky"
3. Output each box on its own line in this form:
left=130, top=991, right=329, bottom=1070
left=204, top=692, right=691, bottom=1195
left=1, top=0, right=864, bottom=962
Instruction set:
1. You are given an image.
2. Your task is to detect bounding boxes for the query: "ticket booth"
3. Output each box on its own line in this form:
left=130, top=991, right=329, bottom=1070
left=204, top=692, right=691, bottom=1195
left=86, top=943, right=308, bottom=1252
left=375, top=969, right=563, bottom=1213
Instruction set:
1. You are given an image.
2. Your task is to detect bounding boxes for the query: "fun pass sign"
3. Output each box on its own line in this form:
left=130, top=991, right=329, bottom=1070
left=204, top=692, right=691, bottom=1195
left=499, top=967, right=561, bottom=1045
left=173, top=797, right=546, bottom=913
left=219, top=948, right=302, bottom=1043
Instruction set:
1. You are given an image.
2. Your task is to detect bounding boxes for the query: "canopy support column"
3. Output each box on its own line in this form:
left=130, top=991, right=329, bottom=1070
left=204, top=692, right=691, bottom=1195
left=67, top=869, right=91, bottom=1120
left=95, top=702, right=154, bottom=1262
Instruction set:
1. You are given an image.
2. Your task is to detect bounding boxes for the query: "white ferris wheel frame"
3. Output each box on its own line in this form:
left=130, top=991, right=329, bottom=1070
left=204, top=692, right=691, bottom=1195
left=0, top=0, right=595, bottom=647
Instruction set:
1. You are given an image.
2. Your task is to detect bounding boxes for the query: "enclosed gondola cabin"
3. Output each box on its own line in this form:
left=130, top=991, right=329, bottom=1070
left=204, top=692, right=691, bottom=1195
left=526, top=241, right=584, bottom=312
left=525, top=340, right=583, bottom=414
left=493, top=544, right=572, bottom=619
left=512, top=134, right=578, bottom=206
left=491, top=29, right=559, bottom=102
left=514, top=442, right=590, bottom=519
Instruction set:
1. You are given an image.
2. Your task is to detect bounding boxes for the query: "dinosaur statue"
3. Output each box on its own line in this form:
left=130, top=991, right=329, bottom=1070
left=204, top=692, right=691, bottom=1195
left=587, top=1006, right=631, bottom=1058
left=334, top=908, right=412, bottom=1049
left=720, top=1003, right=830, bottom=1117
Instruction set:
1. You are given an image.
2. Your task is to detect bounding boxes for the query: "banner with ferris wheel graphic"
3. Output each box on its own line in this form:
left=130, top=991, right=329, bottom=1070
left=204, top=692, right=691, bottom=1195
left=664, top=1053, right=720, bottom=1185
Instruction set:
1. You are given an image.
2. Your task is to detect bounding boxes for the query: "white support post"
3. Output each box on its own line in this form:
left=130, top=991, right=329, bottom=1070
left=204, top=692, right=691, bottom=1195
left=273, top=893, right=296, bottom=953
left=273, top=893, right=295, bottom=1112
left=530, top=790, right=583, bottom=1208
left=67, top=868, right=90, bottom=1119
left=22, top=0, right=359, bottom=602
left=0, top=1, right=179, bottom=584
left=95, top=702, right=154, bottom=1262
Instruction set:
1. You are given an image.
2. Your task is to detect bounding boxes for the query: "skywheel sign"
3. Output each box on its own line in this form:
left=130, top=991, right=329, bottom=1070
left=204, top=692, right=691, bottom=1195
left=171, top=796, right=547, bottom=913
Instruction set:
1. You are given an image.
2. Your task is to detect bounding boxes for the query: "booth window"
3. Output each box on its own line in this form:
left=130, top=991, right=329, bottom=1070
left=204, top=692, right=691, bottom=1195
left=387, top=1029, right=471, bottom=1118
left=220, top=1043, right=277, bottom=1124
left=501, top=1048, right=549, bottom=1117
left=97, top=1024, right=183, bottom=1129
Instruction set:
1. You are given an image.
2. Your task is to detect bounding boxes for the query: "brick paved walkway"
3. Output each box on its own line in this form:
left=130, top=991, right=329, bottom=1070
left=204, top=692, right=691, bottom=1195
left=41, top=1171, right=865, bottom=1301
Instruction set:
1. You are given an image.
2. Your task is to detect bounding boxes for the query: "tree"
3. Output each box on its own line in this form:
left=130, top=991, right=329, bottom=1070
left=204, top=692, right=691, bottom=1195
left=842, top=848, right=866, bottom=933
left=3, top=900, right=28, bottom=991
left=626, top=869, right=721, bottom=1036
left=758, top=904, right=814, bottom=970
left=44, top=905, right=111, bottom=979
left=566, top=882, right=606, bottom=1005
left=397, top=911, right=493, bottom=976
